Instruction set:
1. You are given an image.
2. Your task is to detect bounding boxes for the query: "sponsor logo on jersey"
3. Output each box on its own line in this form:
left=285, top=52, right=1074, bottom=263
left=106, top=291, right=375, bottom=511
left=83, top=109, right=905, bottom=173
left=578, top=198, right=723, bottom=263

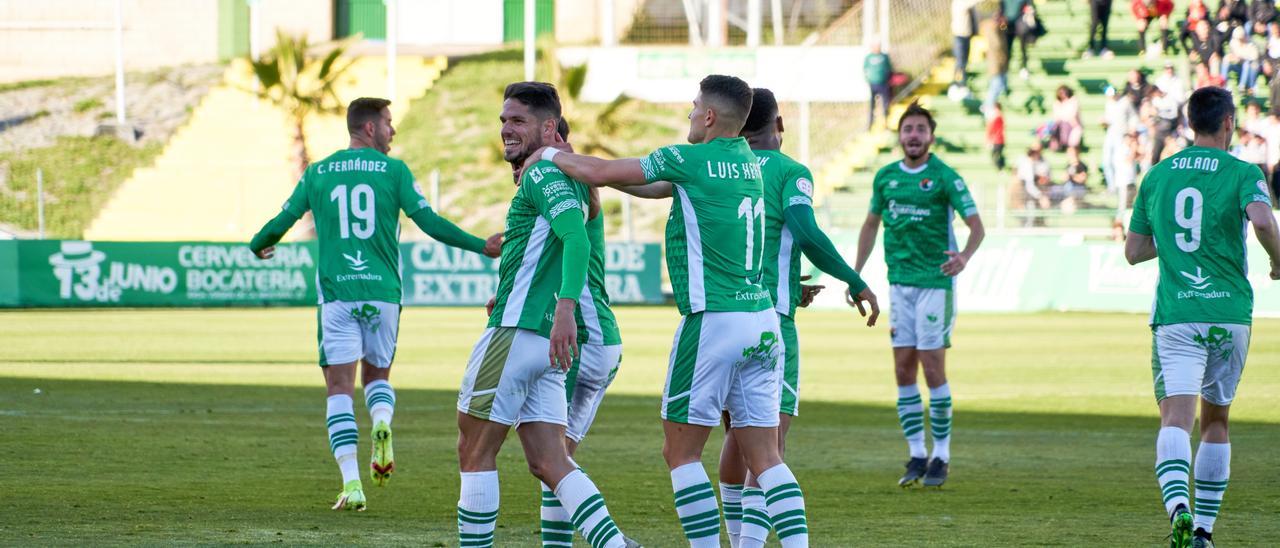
left=665, top=145, right=685, bottom=163
left=954, top=179, right=967, bottom=192
left=887, top=200, right=932, bottom=220
left=1179, top=267, right=1211, bottom=290
left=412, top=181, right=427, bottom=199
left=529, top=166, right=544, bottom=183
left=889, top=180, right=900, bottom=189
left=548, top=199, right=582, bottom=220
left=542, top=181, right=570, bottom=198
left=919, top=178, right=934, bottom=191
left=344, top=251, right=370, bottom=272
left=796, top=177, right=814, bottom=197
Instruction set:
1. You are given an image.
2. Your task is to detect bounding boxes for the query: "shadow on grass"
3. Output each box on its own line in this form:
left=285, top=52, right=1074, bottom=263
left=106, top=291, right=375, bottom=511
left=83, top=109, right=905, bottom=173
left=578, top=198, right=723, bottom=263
left=2, top=378, right=1278, bottom=546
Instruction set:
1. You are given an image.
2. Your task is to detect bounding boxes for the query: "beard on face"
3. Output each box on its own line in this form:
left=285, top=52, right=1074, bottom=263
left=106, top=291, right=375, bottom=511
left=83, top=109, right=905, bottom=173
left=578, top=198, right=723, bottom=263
left=504, top=131, right=545, bottom=164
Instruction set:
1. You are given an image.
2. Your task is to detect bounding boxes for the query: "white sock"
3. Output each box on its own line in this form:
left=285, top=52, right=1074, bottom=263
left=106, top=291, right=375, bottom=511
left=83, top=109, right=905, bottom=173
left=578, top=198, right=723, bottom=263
left=897, top=385, right=927, bottom=458
left=757, top=464, right=808, bottom=547
left=739, top=477, right=769, bottom=548
left=929, top=383, right=953, bottom=462
left=541, top=481, right=574, bottom=547
left=1193, top=442, right=1230, bottom=533
left=1155, top=426, right=1192, bottom=517
left=363, top=379, right=395, bottom=426
left=720, top=482, right=744, bottom=548
left=670, top=463, right=721, bottom=547
left=325, top=395, right=359, bottom=485
left=457, top=470, right=499, bottom=548
left=554, top=469, right=625, bottom=548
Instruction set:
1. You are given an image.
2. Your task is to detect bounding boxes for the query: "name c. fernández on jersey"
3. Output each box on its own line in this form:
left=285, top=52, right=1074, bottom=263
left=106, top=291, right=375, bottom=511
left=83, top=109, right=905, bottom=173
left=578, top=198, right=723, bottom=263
left=316, top=158, right=391, bottom=174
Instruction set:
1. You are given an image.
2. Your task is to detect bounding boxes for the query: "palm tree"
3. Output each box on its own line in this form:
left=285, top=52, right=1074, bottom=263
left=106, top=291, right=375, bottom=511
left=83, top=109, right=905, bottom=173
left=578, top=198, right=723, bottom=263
left=249, top=31, right=354, bottom=178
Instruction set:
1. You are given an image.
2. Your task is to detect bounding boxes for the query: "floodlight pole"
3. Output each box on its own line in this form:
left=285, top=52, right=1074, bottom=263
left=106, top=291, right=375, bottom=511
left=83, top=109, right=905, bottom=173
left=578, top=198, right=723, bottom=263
left=706, top=0, right=724, bottom=46
left=524, top=0, right=535, bottom=81
left=862, top=0, right=874, bottom=46
left=599, top=0, right=616, bottom=46
left=248, top=0, right=261, bottom=91
left=113, top=0, right=126, bottom=125
left=746, top=0, right=761, bottom=47
left=770, top=0, right=783, bottom=45
left=386, top=0, right=398, bottom=103
left=879, top=0, right=890, bottom=50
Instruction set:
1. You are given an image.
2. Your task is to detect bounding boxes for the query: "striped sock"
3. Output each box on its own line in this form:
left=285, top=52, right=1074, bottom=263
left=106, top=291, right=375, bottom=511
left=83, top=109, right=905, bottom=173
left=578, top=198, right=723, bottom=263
left=738, top=484, right=769, bottom=548
left=758, top=464, right=808, bottom=547
left=458, top=471, right=499, bottom=548
left=929, top=383, right=953, bottom=462
left=670, top=463, right=721, bottom=547
left=555, top=469, right=625, bottom=548
left=720, top=482, right=744, bottom=548
left=325, top=395, right=359, bottom=484
left=363, top=379, right=396, bottom=426
left=897, top=385, right=927, bottom=458
left=1193, top=442, right=1230, bottom=533
left=541, top=481, right=574, bottom=547
left=1156, top=426, right=1192, bottom=517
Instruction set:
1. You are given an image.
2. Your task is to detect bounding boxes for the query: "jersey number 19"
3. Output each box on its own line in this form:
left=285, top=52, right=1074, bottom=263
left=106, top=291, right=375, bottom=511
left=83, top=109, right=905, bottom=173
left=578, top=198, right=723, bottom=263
left=331, top=183, right=376, bottom=239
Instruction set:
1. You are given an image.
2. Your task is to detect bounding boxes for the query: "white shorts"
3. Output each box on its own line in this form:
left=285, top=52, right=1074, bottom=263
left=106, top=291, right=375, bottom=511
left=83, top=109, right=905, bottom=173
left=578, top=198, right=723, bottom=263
left=890, top=284, right=956, bottom=351
left=318, top=301, right=400, bottom=367
left=662, top=310, right=782, bottom=429
left=457, top=327, right=567, bottom=427
left=565, top=343, right=623, bottom=443
left=1152, top=323, right=1250, bottom=406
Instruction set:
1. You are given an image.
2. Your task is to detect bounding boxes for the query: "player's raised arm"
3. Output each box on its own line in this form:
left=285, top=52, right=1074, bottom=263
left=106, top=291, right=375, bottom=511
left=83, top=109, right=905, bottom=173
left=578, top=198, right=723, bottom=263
left=610, top=181, right=673, bottom=199
left=525, top=148, right=648, bottom=187
left=397, top=163, right=500, bottom=258
left=249, top=176, right=310, bottom=260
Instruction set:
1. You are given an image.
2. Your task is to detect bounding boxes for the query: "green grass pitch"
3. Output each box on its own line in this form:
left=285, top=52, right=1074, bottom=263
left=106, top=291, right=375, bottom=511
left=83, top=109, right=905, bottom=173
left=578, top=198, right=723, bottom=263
left=1, top=307, right=1278, bottom=545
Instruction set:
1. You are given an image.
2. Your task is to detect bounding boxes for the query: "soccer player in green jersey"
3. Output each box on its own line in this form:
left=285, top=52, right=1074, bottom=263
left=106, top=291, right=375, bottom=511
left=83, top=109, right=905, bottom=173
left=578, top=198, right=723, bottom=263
left=526, top=75, right=812, bottom=548
left=248, top=97, right=501, bottom=510
left=1124, top=86, right=1280, bottom=548
left=711, top=87, right=879, bottom=548
left=505, top=118, right=625, bottom=548
left=855, top=101, right=985, bottom=489
left=455, top=83, right=634, bottom=548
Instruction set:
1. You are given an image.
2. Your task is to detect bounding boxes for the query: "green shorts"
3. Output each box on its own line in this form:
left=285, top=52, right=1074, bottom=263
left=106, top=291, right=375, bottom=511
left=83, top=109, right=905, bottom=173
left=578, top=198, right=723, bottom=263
left=779, top=313, right=800, bottom=416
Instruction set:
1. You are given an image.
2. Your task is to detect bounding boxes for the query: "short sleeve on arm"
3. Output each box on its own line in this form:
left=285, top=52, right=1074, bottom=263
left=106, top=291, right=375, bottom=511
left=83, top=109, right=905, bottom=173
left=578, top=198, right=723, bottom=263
left=640, top=145, right=693, bottom=184
left=282, top=171, right=311, bottom=218
left=523, top=161, right=584, bottom=222
left=397, top=161, right=430, bottom=217
left=945, top=170, right=979, bottom=217
left=1129, top=179, right=1152, bottom=236
left=1240, top=164, right=1273, bottom=211
left=782, top=166, right=816, bottom=211
left=868, top=170, right=886, bottom=215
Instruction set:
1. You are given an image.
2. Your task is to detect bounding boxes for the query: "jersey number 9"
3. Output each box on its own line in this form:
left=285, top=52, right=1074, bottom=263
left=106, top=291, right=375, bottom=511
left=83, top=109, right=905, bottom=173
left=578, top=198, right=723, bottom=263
left=330, top=184, right=376, bottom=240
left=1174, top=187, right=1202, bottom=253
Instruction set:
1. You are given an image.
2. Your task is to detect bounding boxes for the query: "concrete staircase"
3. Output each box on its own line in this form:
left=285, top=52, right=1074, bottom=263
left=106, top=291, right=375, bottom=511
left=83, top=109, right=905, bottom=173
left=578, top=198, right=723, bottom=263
left=85, top=55, right=447, bottom=241
left=820, top=1, right=1186, bottom=230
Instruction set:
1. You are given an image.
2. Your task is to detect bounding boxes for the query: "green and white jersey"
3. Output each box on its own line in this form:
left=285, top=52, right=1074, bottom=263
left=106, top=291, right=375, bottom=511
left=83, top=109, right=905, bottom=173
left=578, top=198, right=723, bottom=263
left=758, top=149, right=816, bottom=318
left=869, top=155, right=978, bottom=289
left=281, top=148, right=429, bottom=304
left=488, top=160, right=590, bottom=337
left=1129, top=146, right=1271, bottom=326
left=640, top=137, right=773, bottom=315
left=576, top=212, right=622, bottom=345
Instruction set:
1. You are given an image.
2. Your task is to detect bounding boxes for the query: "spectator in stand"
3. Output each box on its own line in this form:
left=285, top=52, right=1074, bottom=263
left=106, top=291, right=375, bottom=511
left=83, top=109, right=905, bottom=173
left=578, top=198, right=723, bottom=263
left=1189, top=18, right=1225, bottom=74
left=1150, top=86, right=1181, bottom=162
left=1218, top=0, right=1249, bottom=32
left=1155, top=61, right=1187, bottom=104
left=1221, top=26, right=1261, bottom=93
left=988, top=102, right=1007, bottom=170
left=1258, top=111, right=1280, bottom=198
left=1087, top=0, right=1116, bottom=58
left=1252, top=0, right=1278, bottom=36
left=1132, top=0, right=1174, bottom=56
left=1048, top=85, right=1084, bottom=151
left=1017, top=142, right=1053, bottom=225
left=1002, top=0, right=1036, bottom=79
left=984, top=13, right=1012, bottom=109
left=951, top=0, right=981, bottom=99
left=1057, top=146, right=1090, bottom=213
left=864, top=38, right=892, bottom=130
left=1178, top=0, right=1212, bottom=51
left=1235, top=130, right=1270, bottom=180
left=1122, top=68, right=1153, bottom=109
left=1241, top=100, right=1266, bottom=135
left=1113, top=131, right=1140, bottom=196
left=1102, top=86, right=1138, bottom=192
left=1194, top=59, right=1228, bottom=88
left=1263, top=22, right=1280, bottom=109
